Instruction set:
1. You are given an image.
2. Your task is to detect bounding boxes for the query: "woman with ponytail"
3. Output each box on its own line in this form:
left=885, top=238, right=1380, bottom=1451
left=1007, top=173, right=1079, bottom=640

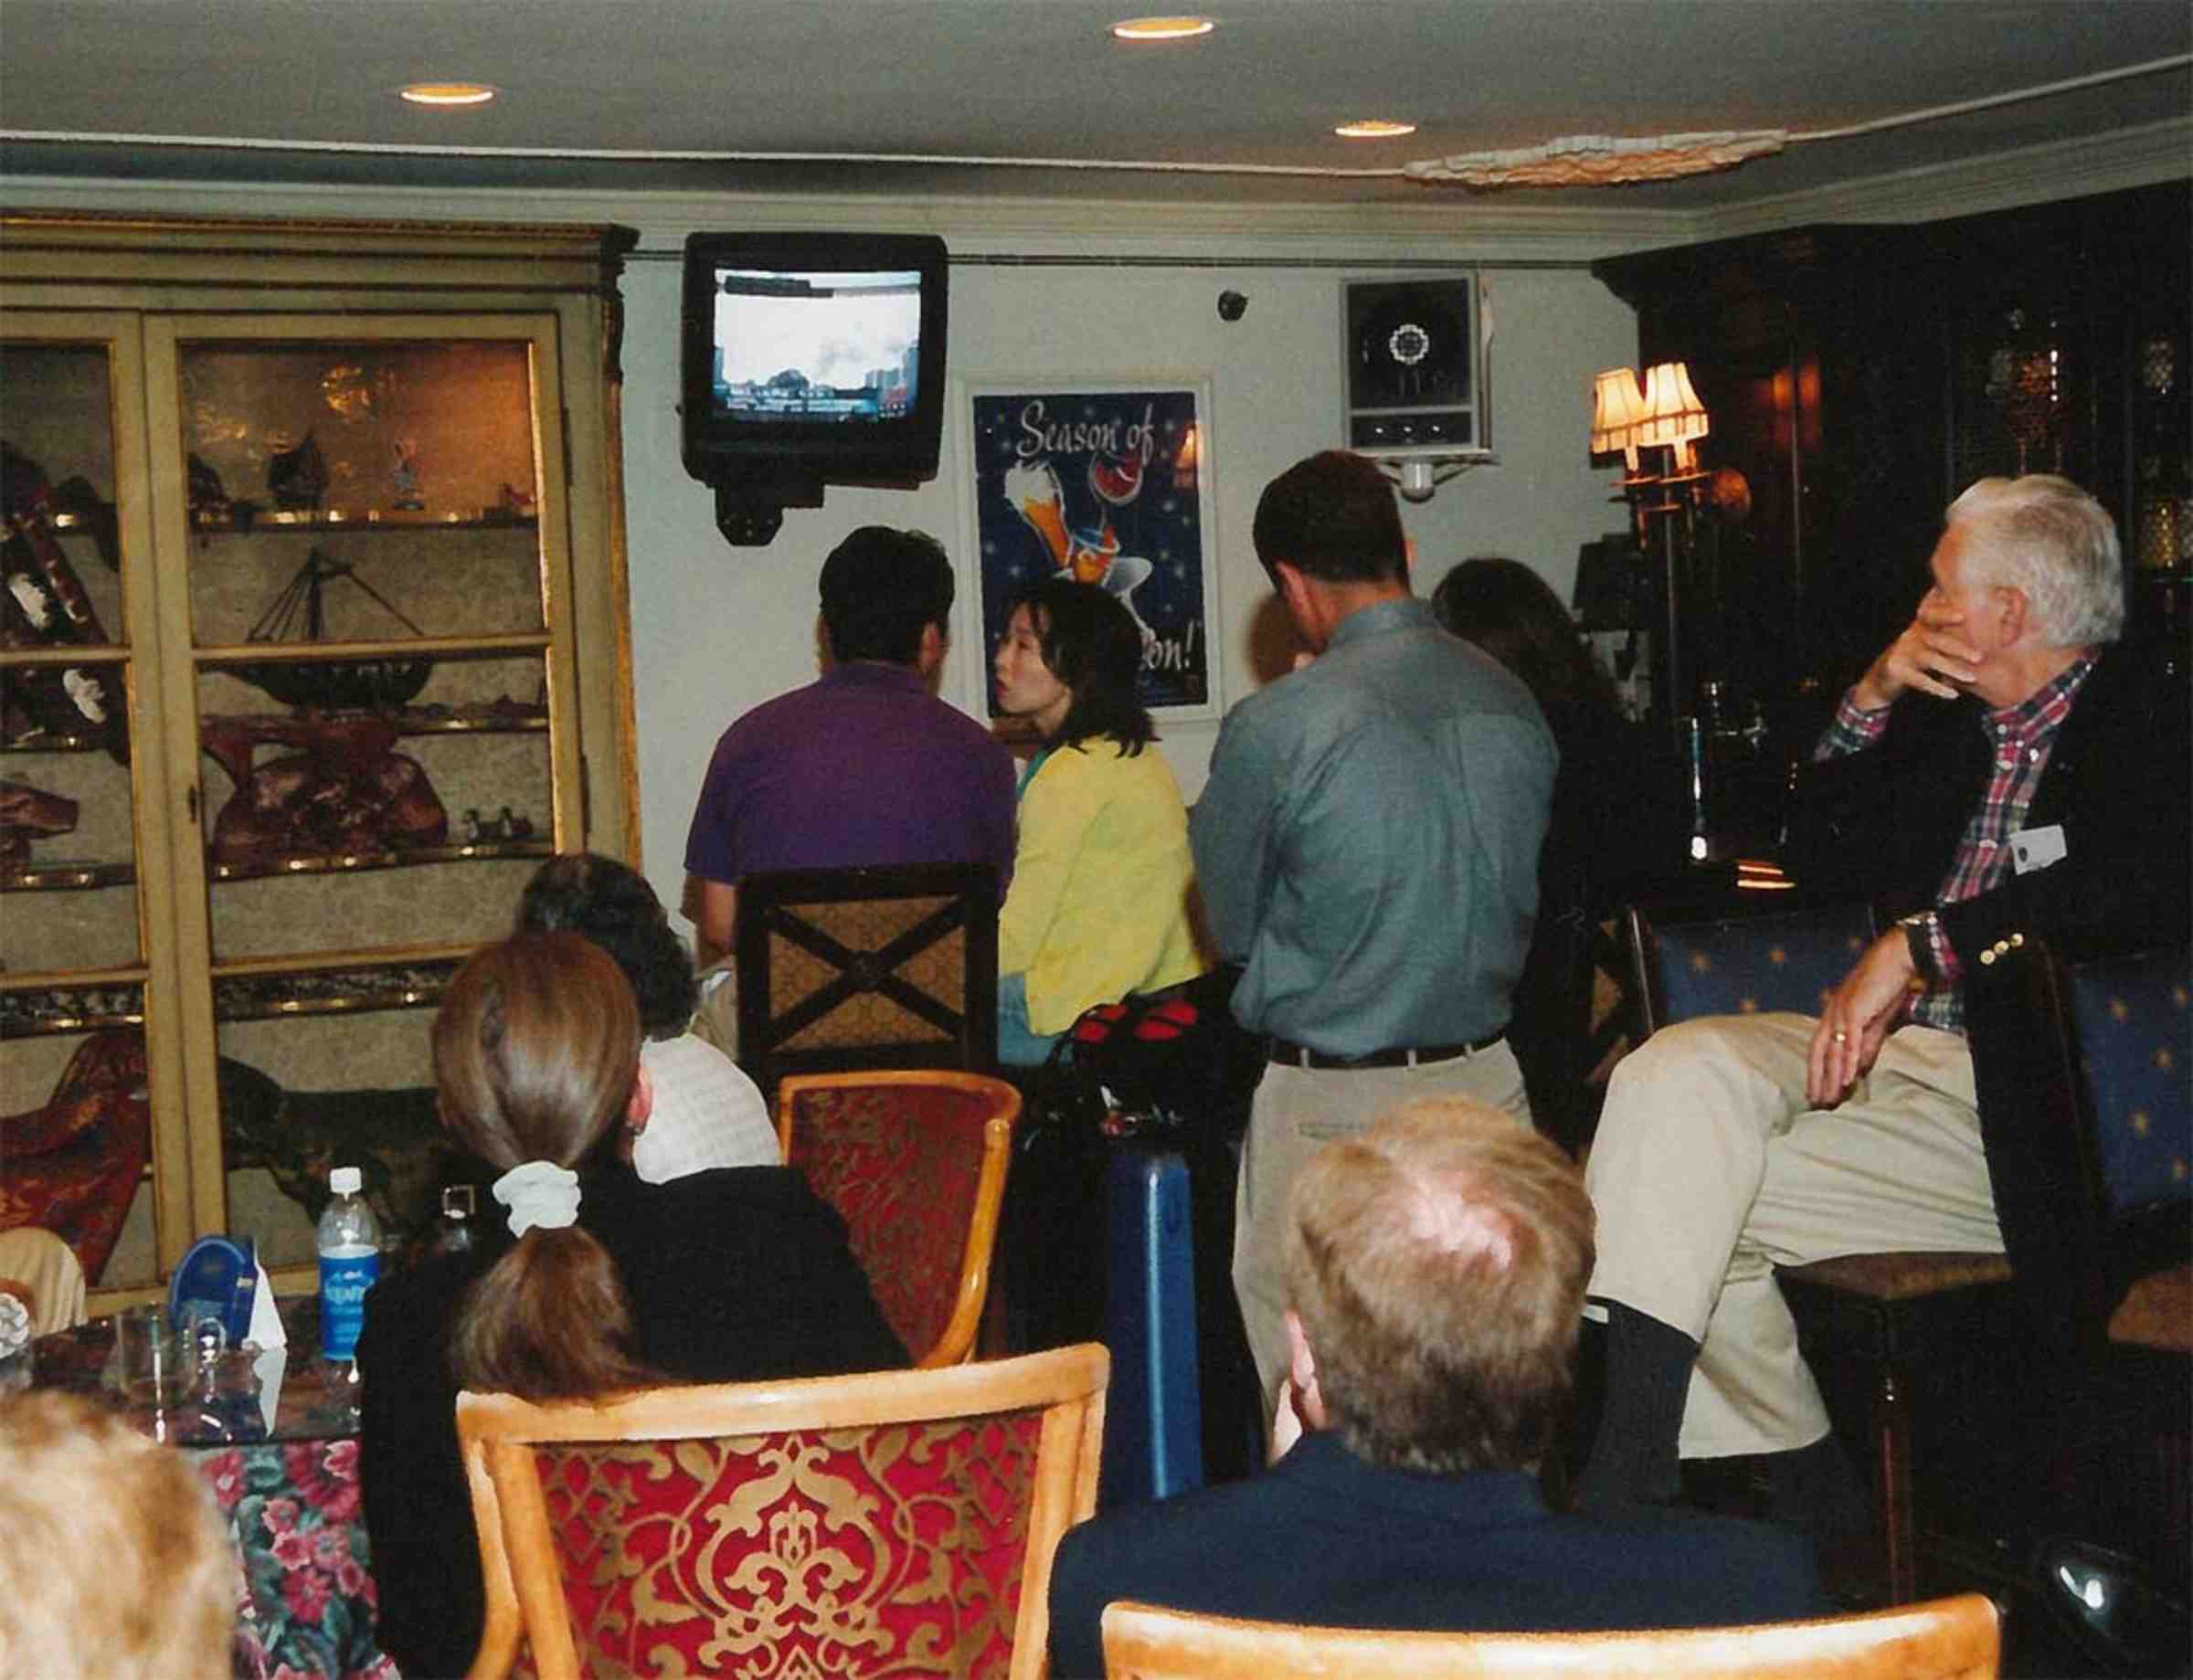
left=360, top=933, right=904, bottom=1679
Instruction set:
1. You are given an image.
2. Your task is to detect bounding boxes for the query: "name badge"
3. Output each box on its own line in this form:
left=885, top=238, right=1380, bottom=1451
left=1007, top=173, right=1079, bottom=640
left=2011, top=824, right=2067, bottom=875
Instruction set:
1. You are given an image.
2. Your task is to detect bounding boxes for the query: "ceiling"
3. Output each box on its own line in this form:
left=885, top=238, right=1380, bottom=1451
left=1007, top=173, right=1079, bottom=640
left=3, top=1, right=2188, bottom=211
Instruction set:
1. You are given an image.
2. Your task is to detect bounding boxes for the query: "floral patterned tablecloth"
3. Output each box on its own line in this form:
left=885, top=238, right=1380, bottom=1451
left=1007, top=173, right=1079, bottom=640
left=197, top=1435, right=399, bottom=1680
left=29, top=1303, right=399, bottom=1679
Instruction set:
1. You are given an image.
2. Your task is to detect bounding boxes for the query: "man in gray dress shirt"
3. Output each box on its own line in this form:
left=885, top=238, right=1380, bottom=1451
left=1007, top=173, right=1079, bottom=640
left=1192, top=449, right=1557, bottom=1400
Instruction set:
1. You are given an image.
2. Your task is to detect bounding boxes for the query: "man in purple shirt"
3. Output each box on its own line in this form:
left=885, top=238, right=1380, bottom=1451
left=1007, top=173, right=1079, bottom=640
left=683, top=526, right=1015, bottom=966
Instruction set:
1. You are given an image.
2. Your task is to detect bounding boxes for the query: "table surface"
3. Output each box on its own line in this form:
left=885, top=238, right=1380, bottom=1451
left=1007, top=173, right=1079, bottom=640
left=31, top=1293, right=359, bottom=1445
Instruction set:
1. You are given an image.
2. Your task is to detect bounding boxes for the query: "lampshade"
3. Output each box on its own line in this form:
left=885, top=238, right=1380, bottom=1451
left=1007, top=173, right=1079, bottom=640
left=1635, top=360, right=1710, bottom=468
left=1590, top=366, right=1647, bottom=470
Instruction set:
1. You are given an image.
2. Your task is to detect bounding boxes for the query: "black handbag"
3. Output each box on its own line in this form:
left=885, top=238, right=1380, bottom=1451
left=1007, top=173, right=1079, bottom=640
left=1027, top=964, right=1264, bottom=1144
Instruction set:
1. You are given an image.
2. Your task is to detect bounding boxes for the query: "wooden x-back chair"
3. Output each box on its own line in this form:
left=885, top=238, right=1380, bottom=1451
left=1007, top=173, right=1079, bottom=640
left=735, top=862, right=1000, bottom=1099
left=458, top=1344, right=1108, bottom=1680
left=1099, top=1593, right=2002, bottom=1680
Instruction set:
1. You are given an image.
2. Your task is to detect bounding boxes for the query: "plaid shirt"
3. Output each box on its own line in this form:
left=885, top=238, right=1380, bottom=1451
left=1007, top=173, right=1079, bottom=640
left=1812, top=655, right=2096, bottom=1034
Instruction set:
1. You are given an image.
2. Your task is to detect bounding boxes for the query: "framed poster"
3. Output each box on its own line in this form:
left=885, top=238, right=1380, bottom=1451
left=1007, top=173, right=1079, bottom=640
left=959, top=379, right=1217, bottom=719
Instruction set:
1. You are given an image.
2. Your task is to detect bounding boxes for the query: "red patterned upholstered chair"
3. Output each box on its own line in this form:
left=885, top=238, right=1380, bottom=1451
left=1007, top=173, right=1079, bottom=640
left=456, top=1344, right=1108, bottom=1680
left=1099, top=1593, right=2002, bottom=1680
left=778, top=1071, right=1020, bottom=1368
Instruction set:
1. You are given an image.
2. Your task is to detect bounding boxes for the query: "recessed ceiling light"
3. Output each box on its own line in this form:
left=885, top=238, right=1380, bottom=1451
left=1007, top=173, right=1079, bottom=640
left=1334, top=119, right=1416, bottom=139
left=398, top=81, right=497, bottom=107
left=1111, top=16, right=1216, bottom=41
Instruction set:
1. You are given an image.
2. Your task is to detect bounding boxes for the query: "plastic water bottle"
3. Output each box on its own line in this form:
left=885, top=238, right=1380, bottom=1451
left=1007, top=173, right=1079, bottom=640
left=317, top=1166, right=382, bottom=1373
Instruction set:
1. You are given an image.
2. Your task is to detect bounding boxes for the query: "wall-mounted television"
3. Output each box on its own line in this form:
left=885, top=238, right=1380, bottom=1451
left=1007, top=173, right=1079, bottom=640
left=680, top=231, right=949, bottom=512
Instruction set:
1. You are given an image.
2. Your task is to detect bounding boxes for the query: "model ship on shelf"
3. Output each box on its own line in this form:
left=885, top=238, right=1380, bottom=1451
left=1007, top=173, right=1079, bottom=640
left=233, top=545, right=432, bottom=711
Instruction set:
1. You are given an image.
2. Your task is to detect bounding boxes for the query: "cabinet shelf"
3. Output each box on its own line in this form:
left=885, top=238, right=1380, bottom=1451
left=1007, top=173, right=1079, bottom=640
left=0, top=984, right=146, bottom=1039
left=191, top=508, right=537, bottom=534
left=195, top=702, right=548, bottom=741
left=212, top=959, right=459, bottom=1023
left=0, top=860, right=134, bottom=892
left=0, top=730, right=107, bottom=754
left=208, top=834, right=551, bottom=882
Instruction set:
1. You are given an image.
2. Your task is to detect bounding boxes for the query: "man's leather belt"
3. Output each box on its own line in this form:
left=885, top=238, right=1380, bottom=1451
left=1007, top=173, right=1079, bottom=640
left=1266, top=1030, right=1504, bottom=1071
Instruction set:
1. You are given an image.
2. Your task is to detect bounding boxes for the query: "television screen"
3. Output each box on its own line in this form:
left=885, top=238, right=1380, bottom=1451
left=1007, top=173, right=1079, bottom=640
left=704, top=268, right=924, bottom=427
left=681, top=232, right=948, bottom=497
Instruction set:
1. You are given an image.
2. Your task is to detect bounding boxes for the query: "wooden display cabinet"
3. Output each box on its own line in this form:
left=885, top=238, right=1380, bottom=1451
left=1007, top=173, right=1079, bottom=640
left=1, top=214, right=639, bottom=1310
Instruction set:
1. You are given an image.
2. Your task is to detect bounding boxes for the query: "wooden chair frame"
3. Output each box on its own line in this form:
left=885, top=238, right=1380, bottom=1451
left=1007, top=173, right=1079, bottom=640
left=1099, top=1592, right=2002, bottom=1680
left=777, top=1069, right=1020, bottom=1368
left=458, top=1343, right=1108, bottom=1680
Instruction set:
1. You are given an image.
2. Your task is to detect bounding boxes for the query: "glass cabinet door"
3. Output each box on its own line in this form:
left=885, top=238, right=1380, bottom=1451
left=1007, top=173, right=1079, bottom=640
left=1, top=319, right=182, bottom=1298
left=143, top=316, right=583, bottom=1284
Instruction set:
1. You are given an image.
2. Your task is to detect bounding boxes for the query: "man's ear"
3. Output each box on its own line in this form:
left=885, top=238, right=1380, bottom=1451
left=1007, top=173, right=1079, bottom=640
left=1272, top=562, right=1327, bottom=650
left=627, top=1062, right=654, bottom=1132
left=1284, top=1308, right=1325, bottom=1428
left=1992, top=584, right=2029, bottom=649
left=916, top=619, right=948, bottom=678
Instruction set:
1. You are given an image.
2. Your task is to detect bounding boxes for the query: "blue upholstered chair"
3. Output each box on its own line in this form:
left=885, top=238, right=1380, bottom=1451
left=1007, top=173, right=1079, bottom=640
left=1625, top=895, right=1880, bottom=1033
left=1622, top=894, right=2015, bottom=1605
left=1964, top=938, right=2190, bottom=1663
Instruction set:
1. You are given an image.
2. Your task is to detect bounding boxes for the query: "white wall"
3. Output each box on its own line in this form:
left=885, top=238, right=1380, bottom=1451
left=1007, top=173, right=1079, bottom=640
left=624, top=253, right=1636, bottom=920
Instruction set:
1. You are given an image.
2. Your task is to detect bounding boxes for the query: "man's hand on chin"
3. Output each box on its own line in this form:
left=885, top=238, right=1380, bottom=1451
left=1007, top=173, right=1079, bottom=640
left=1806, top=929, right=1920, bottom=1107
left=1853, top=608, right=1982, bottom=711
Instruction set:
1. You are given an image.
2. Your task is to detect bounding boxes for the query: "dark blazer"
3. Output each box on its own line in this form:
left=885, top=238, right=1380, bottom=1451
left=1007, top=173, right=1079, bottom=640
left=1046, top=1433, right=1828, bottom=1678
left=359, top=1166, right=906, bottom=1680
left=1785, top=644, right=2192, bottom=966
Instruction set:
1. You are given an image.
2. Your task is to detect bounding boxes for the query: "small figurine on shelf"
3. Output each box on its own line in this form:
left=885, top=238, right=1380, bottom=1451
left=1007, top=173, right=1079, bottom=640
left=462, top=807, right=514, bottom=843
left=497, top=481, right=535, bottom=520
left=501, top=806, right=535, bottom=840
left=389, top=438, right=425, bottom=512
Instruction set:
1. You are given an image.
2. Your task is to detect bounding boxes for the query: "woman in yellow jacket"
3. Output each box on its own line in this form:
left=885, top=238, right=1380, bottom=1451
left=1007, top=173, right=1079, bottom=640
left=991, top=577, right=1206, bottom=1066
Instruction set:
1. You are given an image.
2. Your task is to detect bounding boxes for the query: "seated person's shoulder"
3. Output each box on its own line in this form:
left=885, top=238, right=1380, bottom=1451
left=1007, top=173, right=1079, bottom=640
left=1558, top=1505, right=1830, bottom=1625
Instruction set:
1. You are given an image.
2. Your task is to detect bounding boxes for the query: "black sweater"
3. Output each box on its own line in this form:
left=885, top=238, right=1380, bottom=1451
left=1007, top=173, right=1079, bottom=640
left=358, top=1166, right=906, bottom=1680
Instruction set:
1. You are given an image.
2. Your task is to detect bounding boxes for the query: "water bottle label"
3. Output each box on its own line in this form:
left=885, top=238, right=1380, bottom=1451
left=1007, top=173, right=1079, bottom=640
left=319, top=1249, right=381, bottom=1361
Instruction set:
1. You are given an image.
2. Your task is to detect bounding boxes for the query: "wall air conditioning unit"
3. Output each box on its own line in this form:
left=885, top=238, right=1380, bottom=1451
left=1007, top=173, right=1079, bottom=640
left=1343, top=271, right=1495, bottom=501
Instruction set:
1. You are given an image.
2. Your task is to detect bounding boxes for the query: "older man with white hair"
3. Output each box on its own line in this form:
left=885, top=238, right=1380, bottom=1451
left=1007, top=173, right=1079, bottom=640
left=1579, top=474, right=2192, bottom=1522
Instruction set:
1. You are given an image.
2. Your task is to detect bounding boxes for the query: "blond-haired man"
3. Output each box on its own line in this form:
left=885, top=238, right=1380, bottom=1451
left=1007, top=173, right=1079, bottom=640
left=1046, top=1100, right=1825, bottom=1677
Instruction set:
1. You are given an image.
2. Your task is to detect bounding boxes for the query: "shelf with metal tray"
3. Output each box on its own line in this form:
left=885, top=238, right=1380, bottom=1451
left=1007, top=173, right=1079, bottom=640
left=207, top=834, right=550, bottom=883
left=210, top=953, right=464, bottom=1024
left=189, top=506, right=537, bottom=534
left=0, top=972, right=147, bottom=1040
left=0, top=858, right=135, bottom=893
left=0, top=730, right=108, bottom=755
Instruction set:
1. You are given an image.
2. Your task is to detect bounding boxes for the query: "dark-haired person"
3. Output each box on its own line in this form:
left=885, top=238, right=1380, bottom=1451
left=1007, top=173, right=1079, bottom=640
left=1192, top=451, right=1555, bottom=1401
left=990, top=578, right=1206, bottom=1066
left=1045, top=1100, right=1826, bottom=1677
left=682, top=525, right=1015, bottom=972
left=359, top=933, right=906, bottom=1680
left=518, top=851, right=777, bottom=1178
left=1433, top=557, right=1679, bottom=1154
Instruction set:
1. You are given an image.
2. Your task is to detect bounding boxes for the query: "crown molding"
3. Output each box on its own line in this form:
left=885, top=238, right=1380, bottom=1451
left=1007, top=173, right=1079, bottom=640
left=0, top=173, right=1692, bottom=265
left=7, top=117, right=2181, bottom=263
left=1692, top=116, right=2192, bottom=238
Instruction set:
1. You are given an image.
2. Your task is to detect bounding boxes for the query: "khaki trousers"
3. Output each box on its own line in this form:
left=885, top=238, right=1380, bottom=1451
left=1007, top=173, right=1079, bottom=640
left=1584, top=1013, right=2000, bottom=1458
left=1231, top=1041, right=1530, bottom=1401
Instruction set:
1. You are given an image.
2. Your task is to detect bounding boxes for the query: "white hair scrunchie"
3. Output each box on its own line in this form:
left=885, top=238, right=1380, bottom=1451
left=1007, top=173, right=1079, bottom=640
left=493, top=1160, right=582, bottom=1238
